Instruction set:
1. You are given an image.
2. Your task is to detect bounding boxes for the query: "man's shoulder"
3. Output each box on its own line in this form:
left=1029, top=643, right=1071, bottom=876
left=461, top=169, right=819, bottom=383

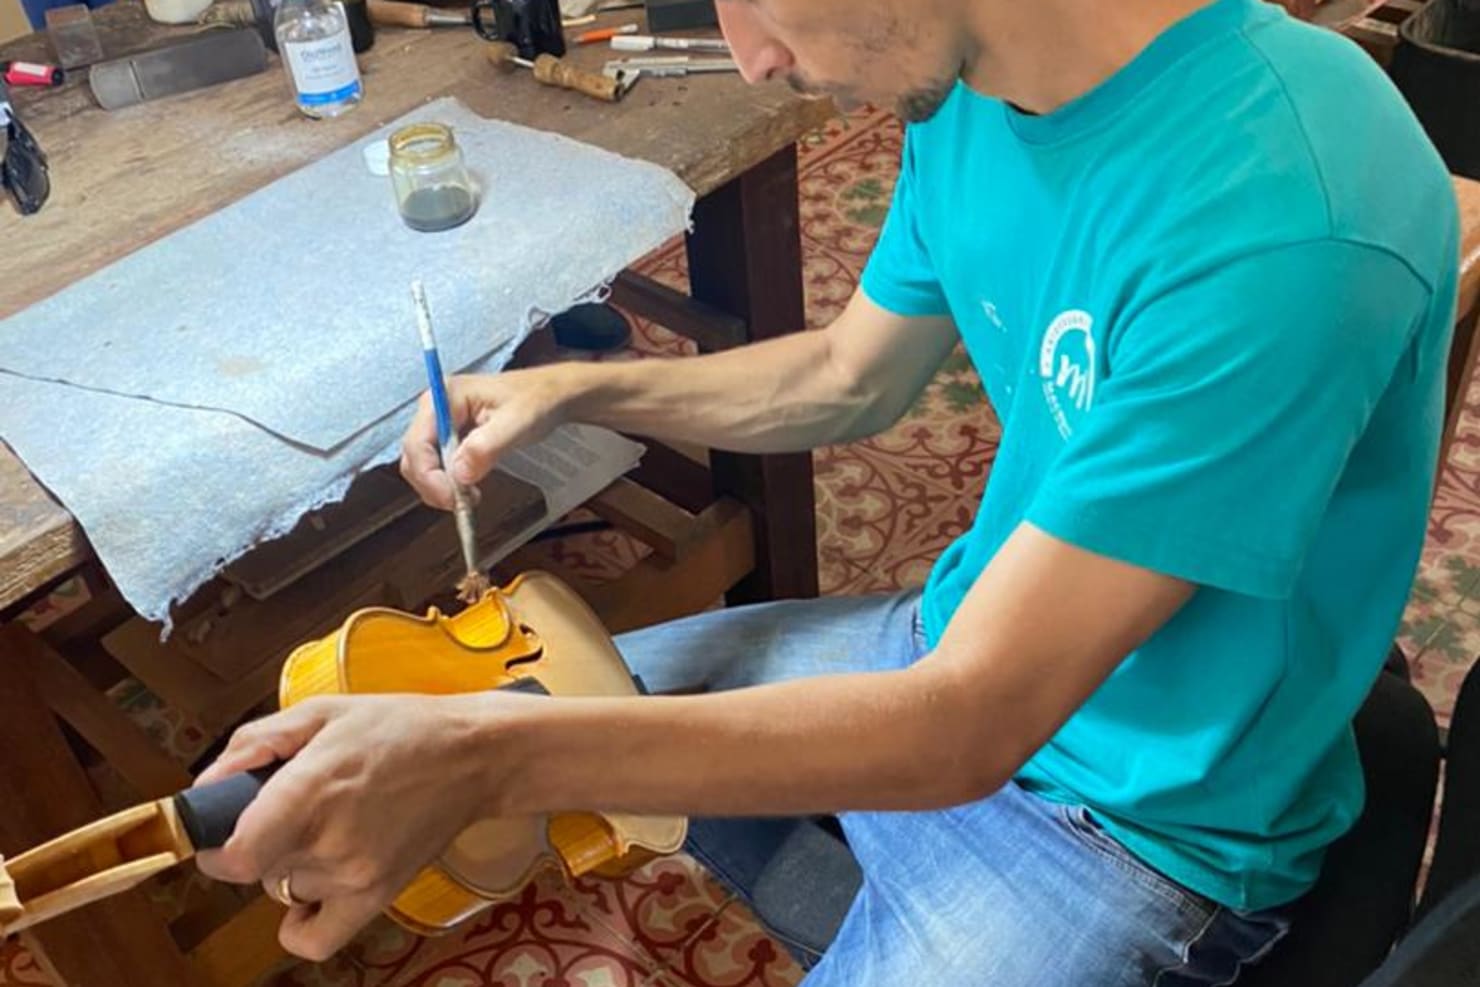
left=1231, top=14, right=1457, bottom=264
left=1097, top=19, right=1455, bottom=292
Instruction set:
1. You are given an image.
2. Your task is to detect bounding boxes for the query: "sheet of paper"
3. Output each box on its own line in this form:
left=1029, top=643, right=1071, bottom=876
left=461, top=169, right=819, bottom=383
left=491, top=425, right=645, bottom=568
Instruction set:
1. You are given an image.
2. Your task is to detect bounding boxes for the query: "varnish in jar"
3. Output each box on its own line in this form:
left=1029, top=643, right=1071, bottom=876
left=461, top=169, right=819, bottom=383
left=388, top=123, right=478, bottom=233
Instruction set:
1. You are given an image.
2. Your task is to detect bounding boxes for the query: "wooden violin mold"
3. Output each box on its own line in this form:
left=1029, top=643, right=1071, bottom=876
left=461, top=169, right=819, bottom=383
left=280, top=570, right=687, bottom=934
left=0, top=571, right=686, bottom=940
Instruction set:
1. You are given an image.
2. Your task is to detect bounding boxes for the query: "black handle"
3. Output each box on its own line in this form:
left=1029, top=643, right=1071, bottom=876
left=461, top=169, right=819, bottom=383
left=173, top=765, right=280, bottom=851
left=174, top=678, right=550, bottom=851
left=468, top=0, right=564, bottom=58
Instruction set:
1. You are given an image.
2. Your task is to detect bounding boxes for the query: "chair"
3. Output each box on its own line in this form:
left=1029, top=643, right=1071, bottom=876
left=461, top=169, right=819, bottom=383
left=1358, top=873, right=1480, bottom=986
left=1355, top=658, right=1480, bottom=986
left=1415, top=646, right=1480, bottom=919
left=1238, top=671, right=1441, bottom=987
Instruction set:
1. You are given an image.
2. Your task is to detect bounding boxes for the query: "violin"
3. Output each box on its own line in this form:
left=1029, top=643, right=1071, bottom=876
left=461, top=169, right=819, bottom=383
left=0, top=570, right=687, bottom=938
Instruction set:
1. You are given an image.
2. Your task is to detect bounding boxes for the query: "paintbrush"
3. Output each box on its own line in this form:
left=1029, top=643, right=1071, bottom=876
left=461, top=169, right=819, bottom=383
left=411, top=280, right=490, bottom=605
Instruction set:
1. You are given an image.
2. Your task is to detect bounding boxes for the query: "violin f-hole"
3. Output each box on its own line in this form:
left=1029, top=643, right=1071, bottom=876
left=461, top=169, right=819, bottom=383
left=502, top=624, right=546, bottom=676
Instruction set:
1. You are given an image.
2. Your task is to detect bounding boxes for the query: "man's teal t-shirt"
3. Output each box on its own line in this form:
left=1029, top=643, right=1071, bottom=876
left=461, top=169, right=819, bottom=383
left=862, top=0, right=1460, bottom=911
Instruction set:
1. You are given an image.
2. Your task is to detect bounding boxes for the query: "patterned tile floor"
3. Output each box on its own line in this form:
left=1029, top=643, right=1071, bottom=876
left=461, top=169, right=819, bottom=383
left=4, top=104, right=1479, bottom=986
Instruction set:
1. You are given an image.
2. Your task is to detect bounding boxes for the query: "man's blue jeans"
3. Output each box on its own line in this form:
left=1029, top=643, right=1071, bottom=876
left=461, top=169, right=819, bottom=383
left=614, top=592, right=1292, bottom=986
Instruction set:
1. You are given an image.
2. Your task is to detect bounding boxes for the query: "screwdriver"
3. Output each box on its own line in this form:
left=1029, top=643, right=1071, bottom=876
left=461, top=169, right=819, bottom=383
left=366, top=0, right=470, bottom=27
left=610, top=34, right=729, bottom=53
left=485, top=41, right=631, bottom=102
left=574, top=22, right=638, bottom=44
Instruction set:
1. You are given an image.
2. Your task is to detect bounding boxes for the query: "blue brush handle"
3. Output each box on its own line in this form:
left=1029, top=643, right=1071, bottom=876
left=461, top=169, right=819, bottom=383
left=411, top=280, right=461, bottom=464
left=423, top=346, right=454, bottom=452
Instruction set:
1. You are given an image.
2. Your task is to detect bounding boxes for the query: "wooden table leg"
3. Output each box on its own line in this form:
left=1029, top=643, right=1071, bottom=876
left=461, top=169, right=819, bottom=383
left=1440, top=302, right=1480, bottom=486
left=0, top=625, right=203, bottom=987
left=685, top=144, right=821, bottom=605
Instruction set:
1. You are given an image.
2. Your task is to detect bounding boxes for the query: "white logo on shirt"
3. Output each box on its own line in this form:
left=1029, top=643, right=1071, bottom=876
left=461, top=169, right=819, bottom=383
left=1039, top=310, right=1097, bottom=438
left=981, top=300, right=1007, bottom=332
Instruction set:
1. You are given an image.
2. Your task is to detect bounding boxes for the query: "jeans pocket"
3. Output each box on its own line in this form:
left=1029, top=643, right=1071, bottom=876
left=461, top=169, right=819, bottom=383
left=1057, top=804, right=1215, bottom=920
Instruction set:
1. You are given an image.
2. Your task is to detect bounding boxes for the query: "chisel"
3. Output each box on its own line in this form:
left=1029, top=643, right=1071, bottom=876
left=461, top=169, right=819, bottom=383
left=485, top=40, right=632, bottom=102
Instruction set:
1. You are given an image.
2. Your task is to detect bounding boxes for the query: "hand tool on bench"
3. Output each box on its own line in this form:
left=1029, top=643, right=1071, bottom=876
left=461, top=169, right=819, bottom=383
left=3, top=61, right=66, bottom=87
left=0, top=79, right=50, bottom=216
left=573, top=22, right=636, bottom=43
left=88, top=29, right=268, bottom=111
left=472, top=0, right=565, bottom=59
left=487, top=40, right=634, bottom=101
left=610, top=32, right=727, bottom=53
left=603, top=54, right=736, bottom=79
left=366, top=0, right=471, bottom=28
left=44, top=5, right=105, bottom=70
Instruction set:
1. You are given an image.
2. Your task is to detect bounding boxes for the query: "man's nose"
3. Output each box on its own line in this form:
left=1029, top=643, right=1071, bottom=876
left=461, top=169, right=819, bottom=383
left=716, top=2, right=796, bottom=83
left=742, top=42, right=795, bottom=83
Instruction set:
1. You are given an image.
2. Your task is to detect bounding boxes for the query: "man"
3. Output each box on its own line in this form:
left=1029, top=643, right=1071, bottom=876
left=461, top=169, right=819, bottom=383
left=196, top=0, right=1461, bottom=982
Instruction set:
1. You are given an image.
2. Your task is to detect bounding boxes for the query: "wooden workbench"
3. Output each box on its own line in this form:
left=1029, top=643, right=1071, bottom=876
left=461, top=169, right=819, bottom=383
left=0, top=2, right=834, bottom=613
left=0, top=9, right=832, bottom=987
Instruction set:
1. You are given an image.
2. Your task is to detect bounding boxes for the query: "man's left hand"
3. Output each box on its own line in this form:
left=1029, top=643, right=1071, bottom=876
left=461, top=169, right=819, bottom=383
left=194, top=693, right=498, bottom=961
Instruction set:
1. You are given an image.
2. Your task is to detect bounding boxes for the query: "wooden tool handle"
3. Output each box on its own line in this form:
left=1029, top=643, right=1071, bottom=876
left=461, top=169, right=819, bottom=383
left=0, top=858, right=20, bottom=932
left=531, top=54, right=621, bottom=102
left=484, top=40, right=517, bottom=68
left=367, top=0, right=430, bottom=28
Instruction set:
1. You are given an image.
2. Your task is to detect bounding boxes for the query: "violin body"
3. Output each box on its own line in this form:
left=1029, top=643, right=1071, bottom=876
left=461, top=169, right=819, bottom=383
left=280, top=570, right=687, bottom=935
left=0, top=571, right=686, bottom=939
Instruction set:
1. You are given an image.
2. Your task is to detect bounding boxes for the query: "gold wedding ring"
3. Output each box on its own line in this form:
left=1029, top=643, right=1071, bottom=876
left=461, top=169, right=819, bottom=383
left=272, top=872, right=303, bottom=907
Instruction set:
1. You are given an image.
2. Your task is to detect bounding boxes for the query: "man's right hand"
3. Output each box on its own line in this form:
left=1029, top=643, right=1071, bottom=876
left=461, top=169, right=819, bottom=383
left=400, top=290, right=958, bottom=512
left=399, top=367, right=572, bottom=511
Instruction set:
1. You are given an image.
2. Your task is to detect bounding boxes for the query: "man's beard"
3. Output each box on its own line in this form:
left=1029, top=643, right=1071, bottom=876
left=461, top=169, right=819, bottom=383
left=895, top=75, right=955, bottom=123
left=786, top=73, right=954, bottom=124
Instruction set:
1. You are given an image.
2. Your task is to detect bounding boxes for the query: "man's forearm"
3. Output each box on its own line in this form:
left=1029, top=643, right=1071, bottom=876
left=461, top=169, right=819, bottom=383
left=556, top=331, right=879, bottom=454
left=472, top=667, right=1010, bottom=821
left=541, top=292, right=960, bottom=455
left=466, top=527, right=1193, bottom=824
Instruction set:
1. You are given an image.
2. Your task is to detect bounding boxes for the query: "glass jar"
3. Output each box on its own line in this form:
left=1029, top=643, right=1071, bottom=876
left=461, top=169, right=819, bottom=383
left=388, top=123, right=478, bottom=233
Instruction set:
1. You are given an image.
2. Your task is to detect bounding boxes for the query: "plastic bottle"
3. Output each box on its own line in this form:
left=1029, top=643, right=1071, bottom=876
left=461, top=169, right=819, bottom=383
left=273, top=0, right=363, bottom=119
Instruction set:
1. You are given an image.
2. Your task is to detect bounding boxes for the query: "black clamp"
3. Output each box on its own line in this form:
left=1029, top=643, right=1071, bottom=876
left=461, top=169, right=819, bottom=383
left=471, top=0, right=565, bottom=61
left=0, top=80, right=50, bottom=217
